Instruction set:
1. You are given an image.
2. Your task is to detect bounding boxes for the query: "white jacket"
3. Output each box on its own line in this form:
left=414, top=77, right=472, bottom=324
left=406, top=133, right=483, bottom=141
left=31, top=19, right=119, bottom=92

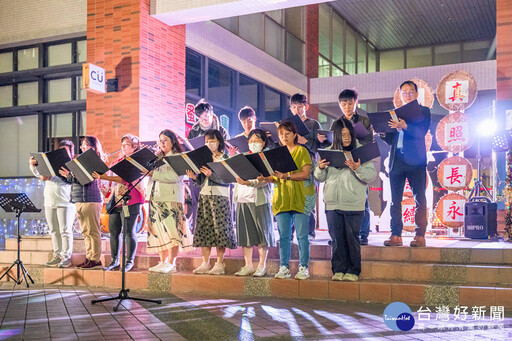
left=146, top=151, right=184, bottom=203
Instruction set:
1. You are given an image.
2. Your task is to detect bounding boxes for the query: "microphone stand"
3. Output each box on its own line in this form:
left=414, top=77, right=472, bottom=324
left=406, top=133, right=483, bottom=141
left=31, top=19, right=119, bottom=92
left=91, top=153, right=162, bottom=311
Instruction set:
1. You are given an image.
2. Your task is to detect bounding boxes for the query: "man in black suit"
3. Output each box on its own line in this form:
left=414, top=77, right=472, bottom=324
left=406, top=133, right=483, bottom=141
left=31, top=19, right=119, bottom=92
left=381, top=81, right=431, bottom=247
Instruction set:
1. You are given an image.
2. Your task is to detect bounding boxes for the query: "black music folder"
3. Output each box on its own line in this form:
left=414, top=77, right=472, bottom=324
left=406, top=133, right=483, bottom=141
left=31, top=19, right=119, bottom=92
left=109, top=148, right=163, bottom=183
left=283, top=115, right=310, bottom=136
left=318, top=142, right=380, bottom=169
left=316, top=130, right=333, bottom=144
left=65, top=148, right=109, bottom=185
left=353, top=122, right=371, bottom=139
left=164, top=145, right=213, bottom=176
left=245, top=146, right=298, bottom=177
left=260, top=122, right=280, bottom=144
left=226, top=135, right=250, bottom=153
left=207, top=154, right=261, bottom=183
left=368, top=99, right=422, bottom=133
left=30, top=148, right=71, bottom=177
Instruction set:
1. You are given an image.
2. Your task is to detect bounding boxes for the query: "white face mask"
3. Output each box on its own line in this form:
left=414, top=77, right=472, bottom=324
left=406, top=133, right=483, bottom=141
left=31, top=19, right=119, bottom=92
left=248, top=142, right=263, bottom=153
left=206, top=141, right=219, bottom=152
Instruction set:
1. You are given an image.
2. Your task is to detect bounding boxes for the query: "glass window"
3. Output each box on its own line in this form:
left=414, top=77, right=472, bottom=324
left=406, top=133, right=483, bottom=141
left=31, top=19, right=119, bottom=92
left=48, top=78, right=72, bottom=102
left=208, top=61, right=232, bottom=108
left=285, top=7, right=303, bottom=40
left=332, top=14, right=344, bottom=69
left=319, top=4, right=330, bottom=59
left=380, top=49, right=404, bottom=71
left=238, top=74, right=258, bottom=111
left=0, top=52, right=13, bottom=73
left=186, top=50, right=202, bottom=96
left=48, top=113, right=73, bottom=138
left=435, top=43, right=460, bottom=65
left=18, top=47, right=39, bottom=70
left=0, top=86, right=13, bottom=108
left=0, top=115, right=38, bottom=177
left=345, top=26, right=356, bottom=74
left=48, top=43, right=72, bottom=66
left=266, top=10, right=283, bottom=25
left=77, top=77, right=86, bottom=100
left=265, top=17, right=284, bottom=61
left=239, top=14, right=264, bottom=49
left=463, top=40, right=492, bottom=62
left=368, top=45, right=376, bottom=73
left=264, top=87, right=281, bottom=122
left=286, top=33, right=304, bottom=73
left=407, top=47, right=432, bottom=68
left=357, top=37, right=367, bottom=74
left=214, top=17, right=237, bottom=33
left=79, top=110, right=87, bottom=136
left=77, top=40, right=87, bottom=63
left=318, top=56, right=331, bottom=78
left=332, top=65, right=344, bottom=76
left=18, top=82, right=39, bottom=106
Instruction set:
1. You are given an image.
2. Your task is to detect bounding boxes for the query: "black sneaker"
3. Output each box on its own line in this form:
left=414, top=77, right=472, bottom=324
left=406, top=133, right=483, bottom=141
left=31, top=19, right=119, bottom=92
left=360, top=238, right=368, bottom=246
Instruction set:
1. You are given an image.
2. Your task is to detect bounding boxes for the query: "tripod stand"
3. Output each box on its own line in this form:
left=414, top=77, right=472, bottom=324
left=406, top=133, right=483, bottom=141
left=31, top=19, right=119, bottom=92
left=468, top=135, right=492, bottom=199
left=0, top=193, right=41, bottom=287
left=91, top=155, right=161, bottom=311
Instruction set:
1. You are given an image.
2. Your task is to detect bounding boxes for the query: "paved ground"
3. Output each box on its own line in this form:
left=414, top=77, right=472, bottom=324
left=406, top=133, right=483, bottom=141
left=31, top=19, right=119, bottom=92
left=0, top=282, right=510, bottom=340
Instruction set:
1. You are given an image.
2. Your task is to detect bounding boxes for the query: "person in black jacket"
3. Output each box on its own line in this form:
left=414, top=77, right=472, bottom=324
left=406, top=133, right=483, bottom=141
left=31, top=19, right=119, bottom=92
left=59, top=136, right=108, bottom=269
left=186, top=100, right=230, bottom=234
left=330, top=89, right=374, bottom=245
left=381, top=81, right=431, bottom=247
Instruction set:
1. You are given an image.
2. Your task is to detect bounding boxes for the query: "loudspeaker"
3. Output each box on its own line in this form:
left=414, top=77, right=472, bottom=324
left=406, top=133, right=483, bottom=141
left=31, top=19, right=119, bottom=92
left=464, top=197, right=497, bottom=239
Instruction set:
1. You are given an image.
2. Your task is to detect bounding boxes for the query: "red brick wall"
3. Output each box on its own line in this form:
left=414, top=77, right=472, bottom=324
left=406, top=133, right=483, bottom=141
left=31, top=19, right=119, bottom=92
left=305, top=4, right=319, bottom=120
left=497, top=0, right=512, bottom=101
left=86, top=0, right=186, bottom=154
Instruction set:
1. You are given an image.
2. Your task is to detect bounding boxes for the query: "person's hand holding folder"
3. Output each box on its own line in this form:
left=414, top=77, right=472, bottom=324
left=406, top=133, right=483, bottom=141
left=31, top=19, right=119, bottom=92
left=388, top=118, right=407, bottom=131
left=345, top=158, right=361, bottom=171
left=318, top=158, right=330, bottom=170
left=186, top=169, right=197, bottom=181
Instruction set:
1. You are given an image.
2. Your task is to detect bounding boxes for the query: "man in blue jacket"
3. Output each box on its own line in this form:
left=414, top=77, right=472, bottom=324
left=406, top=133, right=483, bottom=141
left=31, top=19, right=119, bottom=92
left=381, top=81, right=431, bottom=247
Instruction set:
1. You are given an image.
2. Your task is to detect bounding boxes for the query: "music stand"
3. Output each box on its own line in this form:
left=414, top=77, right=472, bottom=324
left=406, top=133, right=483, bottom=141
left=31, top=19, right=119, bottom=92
left=91, top=154, right=161, bottom=311
left=0, top=193, right=41, bottom=287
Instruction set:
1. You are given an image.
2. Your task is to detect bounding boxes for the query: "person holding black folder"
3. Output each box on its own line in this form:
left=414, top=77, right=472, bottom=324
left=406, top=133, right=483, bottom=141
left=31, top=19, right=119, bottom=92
left=29, top=140, right=76, bottom=268
left=92, top=134, right=145, bottom=272
left=315, top=119, right=377, bottom=282
left=331, top=89, right=374, bottom=246
left=144, top=129, right=190, bottom=274
left=187, top=100, right=231, bottom=234
left=381, top=81, right=431, bottom=247
left=187, top=129, right=237, bottom=275
left=233, top=129, right=275, bottom=277
left=258, top=121, right=314, bottom=280
left=59, top=136, right=108, bottom=269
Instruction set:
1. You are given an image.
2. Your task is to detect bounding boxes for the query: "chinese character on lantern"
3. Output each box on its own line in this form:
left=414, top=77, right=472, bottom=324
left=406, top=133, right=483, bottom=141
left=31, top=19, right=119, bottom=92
left=444, top=165, right=466, bottom=186
left=445, top=80, right=469, bottom=104
left=443, top=200, right=465, bottom=222
left=403, top=206, right=415, bottom=224
left=445, top=122, right=469, bottom=146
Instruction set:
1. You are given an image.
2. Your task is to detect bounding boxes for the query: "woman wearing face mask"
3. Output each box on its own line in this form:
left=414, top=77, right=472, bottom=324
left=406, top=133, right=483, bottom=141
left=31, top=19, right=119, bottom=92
left=186, top=129, right=237, bottom=275
left=233, top=129, right=275, bottom=277
left=145, top=129, right=189, bottom=274
left=314, top=118, right=376, bottom=282
left=59, top=136, right=108, bottom=269
left=93, top=134, right=145, bottom=272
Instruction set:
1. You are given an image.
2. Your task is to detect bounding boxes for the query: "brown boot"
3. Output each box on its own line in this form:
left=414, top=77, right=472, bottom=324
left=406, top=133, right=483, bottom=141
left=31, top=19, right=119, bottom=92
left=384, top=235, right=403, bottom=246
left=410, top=236, right=426, bottom=247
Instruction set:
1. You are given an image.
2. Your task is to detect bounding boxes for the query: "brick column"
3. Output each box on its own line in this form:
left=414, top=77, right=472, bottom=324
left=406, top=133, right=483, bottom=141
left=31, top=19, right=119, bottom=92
left=305, top=4, right=319, bottom=120
left=86, top=0, right=186, bottom=154
left=497, top=0, right=512, bottom=101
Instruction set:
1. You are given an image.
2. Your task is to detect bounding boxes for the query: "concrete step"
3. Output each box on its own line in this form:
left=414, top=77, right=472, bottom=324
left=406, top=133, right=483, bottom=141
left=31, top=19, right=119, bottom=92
left=3, top=265, right=510, bottom=309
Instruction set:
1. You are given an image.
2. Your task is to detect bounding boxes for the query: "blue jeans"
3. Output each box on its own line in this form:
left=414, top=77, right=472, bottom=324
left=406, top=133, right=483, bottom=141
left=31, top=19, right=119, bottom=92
left=276, top=211, right=310, bottom=268
left=359, top=194, right=371, bottom=240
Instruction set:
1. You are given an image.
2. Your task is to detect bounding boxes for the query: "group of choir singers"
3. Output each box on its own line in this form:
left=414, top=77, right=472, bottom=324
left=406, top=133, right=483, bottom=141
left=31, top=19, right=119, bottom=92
left=29, top=80, right=431, bottom=282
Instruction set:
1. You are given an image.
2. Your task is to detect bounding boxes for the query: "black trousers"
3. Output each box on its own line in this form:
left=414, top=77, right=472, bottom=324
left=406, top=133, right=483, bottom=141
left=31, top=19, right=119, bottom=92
left=326, top=210, right=364, bottom=276
left=389, top=152, right=428, bottom=237
left=108, top=203, right=140, bottom=263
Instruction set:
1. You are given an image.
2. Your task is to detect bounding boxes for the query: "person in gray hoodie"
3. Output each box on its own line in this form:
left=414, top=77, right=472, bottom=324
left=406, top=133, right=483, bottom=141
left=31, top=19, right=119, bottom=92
left=314, top=118, right=377, bottom=282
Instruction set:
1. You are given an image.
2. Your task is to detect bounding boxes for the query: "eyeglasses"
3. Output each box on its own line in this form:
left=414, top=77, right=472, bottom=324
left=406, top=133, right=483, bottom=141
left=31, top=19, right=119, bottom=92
left=401, top=91, right=416, bottom=96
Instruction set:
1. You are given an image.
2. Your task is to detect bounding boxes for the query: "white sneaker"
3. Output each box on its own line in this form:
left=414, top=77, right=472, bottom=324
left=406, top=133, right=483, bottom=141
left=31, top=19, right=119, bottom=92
left=295, top=265, right=310, bottom=280
left=149, top=261, right=165, bottom=272
left=253, top=266, right=266, bottom=277
left=193, top=262, right=212, bottom=274
left=208, top=262, right=226, bottom=275
left=159, top=263, right=177, bottom=274
left=331, top=272, right=344, bottom=281
left=274, top=266, right=291, bottom=279
left=235, top=266, right=255, bottom=276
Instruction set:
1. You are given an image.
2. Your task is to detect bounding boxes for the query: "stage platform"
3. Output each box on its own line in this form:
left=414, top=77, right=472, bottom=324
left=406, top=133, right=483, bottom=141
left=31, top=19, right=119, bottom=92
left=1, top=232, right=512, bottom=309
